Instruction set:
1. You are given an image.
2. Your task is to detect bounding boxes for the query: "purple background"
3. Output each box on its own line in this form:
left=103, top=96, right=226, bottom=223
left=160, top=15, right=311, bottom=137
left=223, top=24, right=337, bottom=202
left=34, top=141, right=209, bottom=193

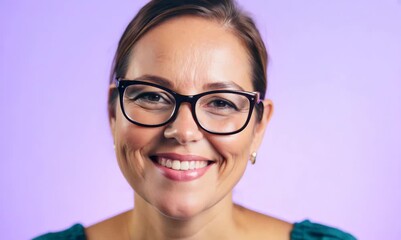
left=1, top=0, right=400, bottom=239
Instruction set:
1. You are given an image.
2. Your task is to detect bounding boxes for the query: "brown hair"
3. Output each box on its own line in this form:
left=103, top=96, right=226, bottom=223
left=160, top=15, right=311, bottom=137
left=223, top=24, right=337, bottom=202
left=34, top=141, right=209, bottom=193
left=109, top=0, right=268, bottom=119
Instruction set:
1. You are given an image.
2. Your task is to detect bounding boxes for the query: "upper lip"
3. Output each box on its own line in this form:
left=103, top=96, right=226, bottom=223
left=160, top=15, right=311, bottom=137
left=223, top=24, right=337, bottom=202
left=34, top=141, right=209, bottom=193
left=151, top=152, right=212, bottom=162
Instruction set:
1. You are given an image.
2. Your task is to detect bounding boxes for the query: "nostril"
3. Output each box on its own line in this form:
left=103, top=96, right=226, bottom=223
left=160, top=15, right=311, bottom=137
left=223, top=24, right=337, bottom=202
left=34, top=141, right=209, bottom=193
left=162, top=104, right=204, bottom=145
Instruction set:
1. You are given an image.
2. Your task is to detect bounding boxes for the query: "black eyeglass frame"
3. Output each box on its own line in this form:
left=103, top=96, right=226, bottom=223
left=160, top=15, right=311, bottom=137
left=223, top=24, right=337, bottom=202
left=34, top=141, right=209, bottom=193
left=114, top=78, right=262, bottom=135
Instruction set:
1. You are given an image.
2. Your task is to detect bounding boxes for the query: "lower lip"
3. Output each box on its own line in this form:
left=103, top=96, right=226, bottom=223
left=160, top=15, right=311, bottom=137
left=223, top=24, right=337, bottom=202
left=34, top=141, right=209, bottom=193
left=153, top=161, right=213, bottom=181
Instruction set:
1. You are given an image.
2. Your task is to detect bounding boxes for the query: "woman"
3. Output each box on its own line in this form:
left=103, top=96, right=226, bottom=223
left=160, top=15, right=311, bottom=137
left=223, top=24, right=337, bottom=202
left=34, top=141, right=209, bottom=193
left=34, top=0, right=356, bottom=239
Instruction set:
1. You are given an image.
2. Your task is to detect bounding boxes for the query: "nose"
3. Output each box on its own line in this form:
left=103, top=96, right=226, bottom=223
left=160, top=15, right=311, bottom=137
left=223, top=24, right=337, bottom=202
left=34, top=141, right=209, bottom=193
left=164, top=103, right=203, bottom=145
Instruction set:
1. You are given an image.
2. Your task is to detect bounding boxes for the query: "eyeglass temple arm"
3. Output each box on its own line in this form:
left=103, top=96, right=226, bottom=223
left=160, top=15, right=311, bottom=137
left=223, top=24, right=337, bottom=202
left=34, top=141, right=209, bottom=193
left=254, top=92, right=262, bottom=103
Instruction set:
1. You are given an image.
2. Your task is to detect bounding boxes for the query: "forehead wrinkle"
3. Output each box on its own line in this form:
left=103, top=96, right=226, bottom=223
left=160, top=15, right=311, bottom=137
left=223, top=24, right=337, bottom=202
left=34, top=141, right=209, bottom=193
left=171, top=43, right=211, bottom=92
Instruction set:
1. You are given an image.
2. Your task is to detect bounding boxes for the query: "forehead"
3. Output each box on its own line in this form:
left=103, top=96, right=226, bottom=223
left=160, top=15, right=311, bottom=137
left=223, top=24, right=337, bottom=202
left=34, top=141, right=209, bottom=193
left=127, top=16, right=253, bottom=92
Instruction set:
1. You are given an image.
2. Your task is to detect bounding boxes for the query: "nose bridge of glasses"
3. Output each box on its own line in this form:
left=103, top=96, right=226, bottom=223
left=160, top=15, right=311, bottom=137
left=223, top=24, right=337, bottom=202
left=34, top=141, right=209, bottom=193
left=174, top=93, right=198, bottom=113
left=169, top=92, right=202, bottom=126
left=173, top=95, right=197, bottom=121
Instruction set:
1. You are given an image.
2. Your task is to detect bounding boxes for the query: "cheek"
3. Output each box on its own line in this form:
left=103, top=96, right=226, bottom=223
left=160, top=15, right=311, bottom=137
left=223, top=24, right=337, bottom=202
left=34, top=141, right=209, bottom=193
left=209, top=128, right=254, bottom=160
left=113, top=112, right=163, bottom=184
left=207, top=126, right=255, bottom=182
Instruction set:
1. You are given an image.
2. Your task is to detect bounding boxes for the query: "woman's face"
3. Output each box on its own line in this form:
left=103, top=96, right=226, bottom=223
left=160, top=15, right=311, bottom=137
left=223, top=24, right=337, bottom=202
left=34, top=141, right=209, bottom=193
left=110, top=16, right=272, bottom=219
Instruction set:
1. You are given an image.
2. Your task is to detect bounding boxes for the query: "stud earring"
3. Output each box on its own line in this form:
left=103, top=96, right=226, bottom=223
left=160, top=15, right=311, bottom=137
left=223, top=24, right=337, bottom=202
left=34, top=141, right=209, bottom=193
left=250, top=152, right=257, bottom=165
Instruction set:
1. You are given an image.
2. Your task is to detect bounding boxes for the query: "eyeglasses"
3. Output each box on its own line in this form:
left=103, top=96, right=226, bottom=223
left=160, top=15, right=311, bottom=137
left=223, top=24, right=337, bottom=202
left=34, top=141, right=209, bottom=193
left=114, top=78, right=262, bottom=135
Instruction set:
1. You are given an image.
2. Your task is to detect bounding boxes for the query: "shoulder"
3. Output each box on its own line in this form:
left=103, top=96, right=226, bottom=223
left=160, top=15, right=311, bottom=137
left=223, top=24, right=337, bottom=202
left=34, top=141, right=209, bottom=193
left=291, top=220, right=357, bottom=240
left=233, top=204, right=293, bottom=240
left=32, top=224, right=85, bottom=240
left=233, top=205, right=357, bottom=240
left=33, top=211, right=130, bottom=240
left=85, top=210, right=132, bottom=240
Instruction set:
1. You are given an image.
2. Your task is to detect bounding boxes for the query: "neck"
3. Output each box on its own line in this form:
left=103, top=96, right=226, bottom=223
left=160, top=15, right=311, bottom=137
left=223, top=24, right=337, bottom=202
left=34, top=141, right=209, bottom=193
left=127, top=193, right=238, bottom=240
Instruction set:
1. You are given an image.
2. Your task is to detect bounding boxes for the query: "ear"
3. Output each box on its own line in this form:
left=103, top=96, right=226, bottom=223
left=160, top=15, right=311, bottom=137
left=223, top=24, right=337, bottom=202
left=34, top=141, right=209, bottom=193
left=251, top=99, right=274, bottom=151
left=108, top=85, right=118, bottom=135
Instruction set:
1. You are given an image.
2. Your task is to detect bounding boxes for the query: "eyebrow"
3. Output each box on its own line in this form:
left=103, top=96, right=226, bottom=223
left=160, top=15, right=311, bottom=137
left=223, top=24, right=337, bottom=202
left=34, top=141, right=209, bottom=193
left=203, top=82, right=245, bottom=91
left=136, top=74, right=174, bottom=89
left=135, top=74, right=245, bottom=91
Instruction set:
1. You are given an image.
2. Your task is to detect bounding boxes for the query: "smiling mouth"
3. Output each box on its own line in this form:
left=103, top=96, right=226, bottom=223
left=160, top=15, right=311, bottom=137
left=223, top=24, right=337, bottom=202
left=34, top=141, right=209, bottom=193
left=149, top=154, right=214, bottom=181
left=156, top=157, right=211, bottom=171
left=150, top=155, right=214, bottom=171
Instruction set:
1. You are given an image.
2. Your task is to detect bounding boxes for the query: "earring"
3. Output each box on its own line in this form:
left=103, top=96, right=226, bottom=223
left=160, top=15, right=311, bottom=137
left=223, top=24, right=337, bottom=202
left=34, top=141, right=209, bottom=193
left=250, top=152, right=257, bottom=165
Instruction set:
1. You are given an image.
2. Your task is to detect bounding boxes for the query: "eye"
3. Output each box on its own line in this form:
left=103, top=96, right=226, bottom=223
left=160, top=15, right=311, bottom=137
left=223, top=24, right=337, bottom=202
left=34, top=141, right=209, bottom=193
left=198, top=93, right=248, bottom=115
left=125, top=91, right=174, bottom=111
left=207, top=99, right=238, bottom=110
left=133, top=92, right=172, bottom=104
left=136, top=92, right=164, bottom=102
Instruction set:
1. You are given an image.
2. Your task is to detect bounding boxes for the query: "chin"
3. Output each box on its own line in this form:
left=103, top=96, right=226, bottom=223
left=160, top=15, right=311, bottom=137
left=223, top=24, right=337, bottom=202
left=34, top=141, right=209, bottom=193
left=153, top=197, right=208, bottom=220
left=158, top=208, right=197, bottom=221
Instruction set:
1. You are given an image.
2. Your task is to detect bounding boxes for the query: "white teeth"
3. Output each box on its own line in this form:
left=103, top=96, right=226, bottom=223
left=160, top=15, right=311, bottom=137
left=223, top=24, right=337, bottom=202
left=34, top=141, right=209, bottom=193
left=172, top=160, right=180, bottom=170
left=159, top=158, right=167, bottom=166
left=181, top=161, right=189, bottom=170
left=156, top=158, right=209, bottom=171
left=189, top=161, right=195, bottom=170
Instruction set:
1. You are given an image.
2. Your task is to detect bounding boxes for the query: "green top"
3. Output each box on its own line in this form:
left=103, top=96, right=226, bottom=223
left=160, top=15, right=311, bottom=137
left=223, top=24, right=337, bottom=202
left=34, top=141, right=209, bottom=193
left=33, top=220, right=357, bottom=240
